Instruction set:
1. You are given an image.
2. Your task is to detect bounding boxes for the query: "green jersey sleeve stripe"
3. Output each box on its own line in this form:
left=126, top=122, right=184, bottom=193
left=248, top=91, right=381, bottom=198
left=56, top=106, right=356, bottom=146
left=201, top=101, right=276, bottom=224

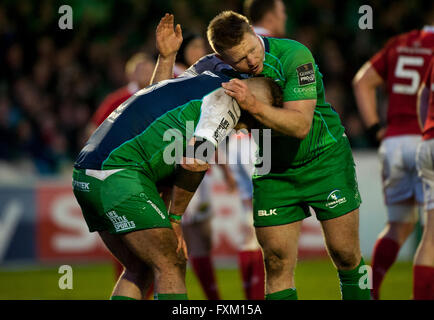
left=263, top=62, right=284, bottom=81
left=265, top=52, right=284, bottom=76
left=314, top=110, right=337, bottom=143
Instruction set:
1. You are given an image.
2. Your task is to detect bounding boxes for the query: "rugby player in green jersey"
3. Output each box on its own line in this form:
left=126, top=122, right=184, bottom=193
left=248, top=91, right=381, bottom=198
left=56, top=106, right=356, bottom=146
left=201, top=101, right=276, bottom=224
left=72, top=71, right=282, bottom=300
left=152, top=12, right=370, bottom=300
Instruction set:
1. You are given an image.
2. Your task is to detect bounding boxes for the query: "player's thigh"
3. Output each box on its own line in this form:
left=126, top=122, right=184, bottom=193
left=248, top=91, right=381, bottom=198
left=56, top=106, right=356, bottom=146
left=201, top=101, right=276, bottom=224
left=417, top=140, right=434, bottom=242
left=121, top=227, right=184, bottom=270
left=380, top=135, right=423, bottom=206
left=385, top=201, right=419, bottom=224
left=255, top=221, right=302, bottom=266
left=422, top=210, right=434, bottom=257
left=417, top=139, right=434, bottom=214
left=414, top=209, right=434, bottom=265
left=98, top=230, right=150, bottom=274
left=320, top=208, right=361, bottom=261
left=422, top=209, right=434, bottom=244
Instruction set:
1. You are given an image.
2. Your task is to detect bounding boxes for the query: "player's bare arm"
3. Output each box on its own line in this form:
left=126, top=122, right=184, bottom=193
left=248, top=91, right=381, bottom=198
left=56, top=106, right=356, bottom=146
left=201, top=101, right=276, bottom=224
left=223, top=78, right=316, bottom=139
left=352, top=61, right=386, bottom=140
left=169, top=136, right=212, bottom=258
left=150, top=13, right=183, bottom=85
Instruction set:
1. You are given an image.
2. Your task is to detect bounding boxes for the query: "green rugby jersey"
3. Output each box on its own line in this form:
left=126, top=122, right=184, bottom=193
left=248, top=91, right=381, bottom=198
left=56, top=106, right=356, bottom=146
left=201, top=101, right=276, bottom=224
left=74, top=72, right=233, bottom=183
left=258, top=37, right=345, bottom=168
left=186, top=37, right=345, bottom=169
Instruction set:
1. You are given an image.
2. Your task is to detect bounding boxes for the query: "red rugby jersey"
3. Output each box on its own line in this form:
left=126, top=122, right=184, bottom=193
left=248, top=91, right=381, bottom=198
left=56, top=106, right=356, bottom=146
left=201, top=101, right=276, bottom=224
left=91, top=83, right=138, bottom=126
left=420, top=58, right=434, bottom=140
left=370, top=26, right=434, bottom=137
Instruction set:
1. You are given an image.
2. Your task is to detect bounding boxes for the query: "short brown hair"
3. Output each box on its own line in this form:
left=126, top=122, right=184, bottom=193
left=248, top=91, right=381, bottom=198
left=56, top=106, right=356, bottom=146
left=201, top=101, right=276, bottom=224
left=237, top=77, right=283, bottom=129
left=254, top=77, right=283, bottom=108
left=207, top=11, right=254, bottom=54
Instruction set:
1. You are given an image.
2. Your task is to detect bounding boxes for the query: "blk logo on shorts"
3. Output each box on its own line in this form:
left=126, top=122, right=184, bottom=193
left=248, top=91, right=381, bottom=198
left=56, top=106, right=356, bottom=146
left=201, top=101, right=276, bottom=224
left=258, top=209, right=277, bottom=217
left=325, top=190, right=347, bottom=208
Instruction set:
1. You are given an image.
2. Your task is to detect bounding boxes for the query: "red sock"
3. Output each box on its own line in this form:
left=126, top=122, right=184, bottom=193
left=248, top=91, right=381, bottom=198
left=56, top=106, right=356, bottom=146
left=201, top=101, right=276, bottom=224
left=413, top=265, right=434, bottom=300
left=190, top=255, right=220, bottom=300
left=238, top=250, right=265, bottom=300
left=371, top=237, right=400, bottom=299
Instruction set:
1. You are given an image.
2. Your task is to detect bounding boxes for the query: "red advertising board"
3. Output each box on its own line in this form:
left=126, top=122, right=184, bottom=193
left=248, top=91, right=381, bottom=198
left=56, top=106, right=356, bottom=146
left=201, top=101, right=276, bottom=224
left=36, top=182, right=110, bottom=262
left=34, top=173, right=326, bottom=263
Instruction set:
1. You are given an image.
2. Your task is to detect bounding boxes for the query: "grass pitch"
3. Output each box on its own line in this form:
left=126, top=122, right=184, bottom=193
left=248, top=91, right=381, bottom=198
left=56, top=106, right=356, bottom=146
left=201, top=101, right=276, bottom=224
left=0, top=259, right=413, bottom=300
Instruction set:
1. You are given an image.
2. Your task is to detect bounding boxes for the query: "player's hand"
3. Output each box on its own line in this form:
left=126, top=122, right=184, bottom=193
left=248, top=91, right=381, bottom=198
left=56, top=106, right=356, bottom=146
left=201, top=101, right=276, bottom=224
left=171, top=220, right=188, bottom=260
left=222, top=79, right=258, bottom=114
left=156, top=13, right=183, bottom=58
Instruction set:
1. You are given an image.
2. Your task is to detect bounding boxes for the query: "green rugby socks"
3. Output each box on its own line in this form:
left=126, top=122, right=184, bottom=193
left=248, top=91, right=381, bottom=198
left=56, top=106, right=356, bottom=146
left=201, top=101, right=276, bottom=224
left=155, top=293, right=188, bottom=300
left=110, top=295, right=137, bottom=300
left=265, top=288, right=298, bottom=300
left=111, top=293, right=188, bottom=300
left=338, top=258, right=371, bottom=300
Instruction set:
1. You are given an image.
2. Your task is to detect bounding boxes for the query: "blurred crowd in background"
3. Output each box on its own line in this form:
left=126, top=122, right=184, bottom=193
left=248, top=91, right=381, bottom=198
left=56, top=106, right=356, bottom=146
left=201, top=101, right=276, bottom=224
left=1, top=0, right=433, bottom=175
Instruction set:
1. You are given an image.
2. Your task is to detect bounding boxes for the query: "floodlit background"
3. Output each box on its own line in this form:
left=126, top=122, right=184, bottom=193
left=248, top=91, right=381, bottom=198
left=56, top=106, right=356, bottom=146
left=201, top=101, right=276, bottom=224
left=0, top=0, right=432, bottom=299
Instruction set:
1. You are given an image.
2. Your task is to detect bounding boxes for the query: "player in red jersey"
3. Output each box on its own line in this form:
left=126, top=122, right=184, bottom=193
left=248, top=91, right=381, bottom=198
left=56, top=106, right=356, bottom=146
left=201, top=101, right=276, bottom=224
left=86, top=52, right=155, bottom=298
left=87, top=53, right=155, bottom=131
left=414, top=57, right=434, bottom=300
left=353, top=25, right=434, bottom=299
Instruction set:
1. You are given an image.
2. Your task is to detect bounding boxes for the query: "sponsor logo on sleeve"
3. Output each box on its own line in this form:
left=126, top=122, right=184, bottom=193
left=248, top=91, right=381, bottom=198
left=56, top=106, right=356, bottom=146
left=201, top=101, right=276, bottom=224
left=296, top=63, right=316, bottom=86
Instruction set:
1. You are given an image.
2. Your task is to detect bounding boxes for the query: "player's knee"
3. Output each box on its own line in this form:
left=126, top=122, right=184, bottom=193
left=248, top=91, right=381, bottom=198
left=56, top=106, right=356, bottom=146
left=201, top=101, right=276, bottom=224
left=263, top=248, right=291, bottom=276
left=386, top=221, right=415, bottom=243
left=153, top=250, right=187, bottom=275
left=329, top=247, right=360, bottom=270
left=123, top=263, right=152, bottom=288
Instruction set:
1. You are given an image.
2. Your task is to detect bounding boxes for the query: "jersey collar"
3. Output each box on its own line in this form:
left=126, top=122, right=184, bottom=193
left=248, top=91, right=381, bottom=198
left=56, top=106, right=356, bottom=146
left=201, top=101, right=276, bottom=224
left=256, top=34, right=270, bottom=60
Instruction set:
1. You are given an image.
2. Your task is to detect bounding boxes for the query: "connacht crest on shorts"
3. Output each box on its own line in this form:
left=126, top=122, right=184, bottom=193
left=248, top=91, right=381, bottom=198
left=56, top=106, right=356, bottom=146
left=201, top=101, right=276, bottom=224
left=296, top=63, right=315, bottom=86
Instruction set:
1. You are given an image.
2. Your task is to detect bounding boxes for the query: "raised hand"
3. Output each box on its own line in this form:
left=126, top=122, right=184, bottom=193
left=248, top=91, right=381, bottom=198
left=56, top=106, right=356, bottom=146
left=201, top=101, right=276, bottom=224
left=156, top=13, right=183, bottom=58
